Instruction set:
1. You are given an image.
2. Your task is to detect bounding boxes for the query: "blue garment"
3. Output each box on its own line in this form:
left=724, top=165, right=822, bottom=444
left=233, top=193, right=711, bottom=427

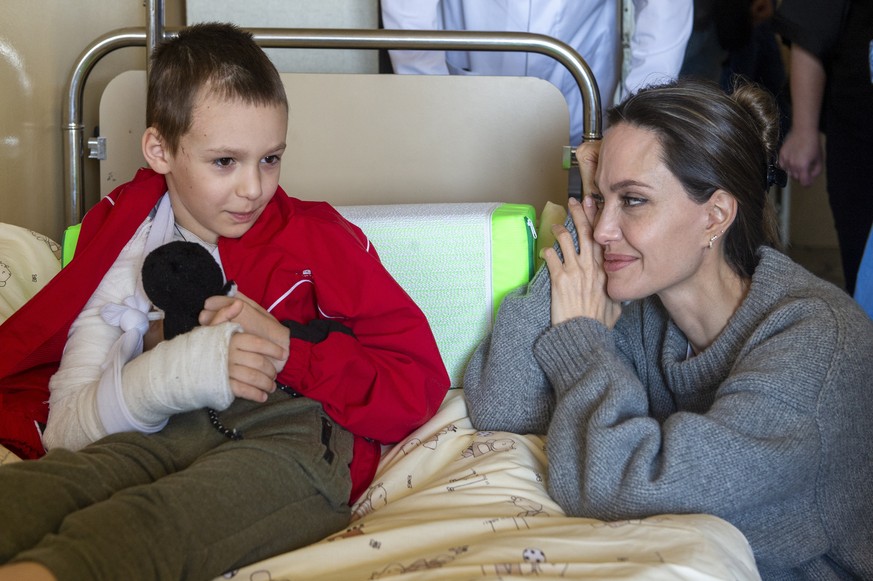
left=854, top=226, right=873, bottom=318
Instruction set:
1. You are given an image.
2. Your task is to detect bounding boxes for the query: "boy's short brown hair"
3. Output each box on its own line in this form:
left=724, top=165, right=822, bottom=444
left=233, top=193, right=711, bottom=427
left=147, top=22, right=288, bottom=155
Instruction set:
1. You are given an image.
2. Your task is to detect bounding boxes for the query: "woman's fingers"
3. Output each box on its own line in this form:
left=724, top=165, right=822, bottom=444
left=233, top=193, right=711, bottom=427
left=545, top=196, right=600, bottom=273
left=568, top=196, right=594, bottom=238
left=560, top=197, right=598, bottom=265
left=582, top=194, right=599, bottom=234
left=575, top=140, right=601, bottom=199
left=546, top=198, right=598, bottom=325
left=545, top=196, right=622, bottom=328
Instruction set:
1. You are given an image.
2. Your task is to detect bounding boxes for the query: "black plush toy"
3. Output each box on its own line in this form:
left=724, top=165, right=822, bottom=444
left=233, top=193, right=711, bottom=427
left=142, top=240, right=241, bottom=440
left=141, top=241, right=232, bottom=340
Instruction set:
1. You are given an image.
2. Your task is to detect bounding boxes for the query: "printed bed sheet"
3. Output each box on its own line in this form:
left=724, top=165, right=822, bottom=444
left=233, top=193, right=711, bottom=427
left=217, top=390, right=761, bottom=581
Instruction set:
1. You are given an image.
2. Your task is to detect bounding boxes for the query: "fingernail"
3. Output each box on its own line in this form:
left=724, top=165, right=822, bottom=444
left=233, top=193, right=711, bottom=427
left=569, top=197, right=580, bottom=205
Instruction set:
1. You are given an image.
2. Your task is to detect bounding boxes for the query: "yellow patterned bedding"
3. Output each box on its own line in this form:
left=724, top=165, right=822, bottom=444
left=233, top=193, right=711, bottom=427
left=217, top=391, right=760, bottom=580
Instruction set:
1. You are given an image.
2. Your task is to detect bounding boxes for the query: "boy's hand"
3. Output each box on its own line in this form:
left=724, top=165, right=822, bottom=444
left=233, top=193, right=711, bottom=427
left=200, top=291, right=290, bottom=371
left=227, top=332, right=283, bottom=402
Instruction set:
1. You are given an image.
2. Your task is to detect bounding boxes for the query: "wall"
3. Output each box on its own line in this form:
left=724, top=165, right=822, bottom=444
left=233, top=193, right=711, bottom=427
left=0, top=1, right=842, bottom=258
left=786, top=167, right=844, bottom=288
left=0, top=0, right=184, bottom=243
left=788, top=168, right=838, bottom=248
left=187, top=0, right=379, bottom=73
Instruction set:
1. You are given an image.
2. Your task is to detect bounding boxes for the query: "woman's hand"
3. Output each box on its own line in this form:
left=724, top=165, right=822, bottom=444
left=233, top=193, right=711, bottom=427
left=542, top=196, right=621, bottom=329
left=200, top=291, right=290, bottom=372
left=576, top=140, right=601, bottom=199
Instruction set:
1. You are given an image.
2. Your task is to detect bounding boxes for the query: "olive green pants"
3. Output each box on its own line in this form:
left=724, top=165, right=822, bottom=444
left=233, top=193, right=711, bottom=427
left=0, top=393, right=353, bottom=581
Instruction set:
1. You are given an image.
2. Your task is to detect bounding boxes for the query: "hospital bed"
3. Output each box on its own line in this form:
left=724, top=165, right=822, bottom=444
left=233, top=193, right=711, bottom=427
left=0, top=2, right=762, bottom=578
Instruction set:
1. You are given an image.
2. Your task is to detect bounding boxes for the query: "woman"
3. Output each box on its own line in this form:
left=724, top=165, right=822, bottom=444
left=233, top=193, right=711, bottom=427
left=464, top=78, right=873, bottom=579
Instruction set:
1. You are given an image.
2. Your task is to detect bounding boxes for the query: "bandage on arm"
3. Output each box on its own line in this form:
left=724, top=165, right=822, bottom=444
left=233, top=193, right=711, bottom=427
left=117, top=322, right=239, bottom=428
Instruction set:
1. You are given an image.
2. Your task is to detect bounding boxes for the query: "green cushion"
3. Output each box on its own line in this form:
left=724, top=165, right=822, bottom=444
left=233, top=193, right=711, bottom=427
left=61, top=223, right=81, bottom=268
left=338, top=202, right=536, bottom=387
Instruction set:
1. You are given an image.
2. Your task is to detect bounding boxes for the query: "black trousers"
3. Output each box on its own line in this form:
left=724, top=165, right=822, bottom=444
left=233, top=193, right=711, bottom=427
left=825, top=104, right=873, bottom=295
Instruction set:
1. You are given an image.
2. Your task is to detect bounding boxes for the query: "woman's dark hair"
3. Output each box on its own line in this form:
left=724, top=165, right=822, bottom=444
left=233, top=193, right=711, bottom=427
left=147, top=22, right=288, bottom=155
left=607, top=77, right=782, bottom=278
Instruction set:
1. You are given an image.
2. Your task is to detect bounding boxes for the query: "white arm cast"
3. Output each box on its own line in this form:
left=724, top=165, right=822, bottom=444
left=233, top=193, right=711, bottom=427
left=43, top=202, right=237, bottom=451
left=118, top=322, right=238, bottom=428
left=44, top=223, right=152, bottom=451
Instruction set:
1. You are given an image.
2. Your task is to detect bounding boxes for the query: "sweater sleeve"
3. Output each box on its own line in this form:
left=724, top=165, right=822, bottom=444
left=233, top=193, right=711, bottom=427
left=533, top=302, right=833, bottom=525
left=463, top=263, right=555, bottom=434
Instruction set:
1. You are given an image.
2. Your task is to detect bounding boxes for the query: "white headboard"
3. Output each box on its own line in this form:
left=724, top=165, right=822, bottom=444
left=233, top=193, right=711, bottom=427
left=96, top=71, right=571, bottom=209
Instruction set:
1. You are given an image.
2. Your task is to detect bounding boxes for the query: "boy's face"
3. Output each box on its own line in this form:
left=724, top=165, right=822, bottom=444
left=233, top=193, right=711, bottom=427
left=154, top=92, right=288, bottom=244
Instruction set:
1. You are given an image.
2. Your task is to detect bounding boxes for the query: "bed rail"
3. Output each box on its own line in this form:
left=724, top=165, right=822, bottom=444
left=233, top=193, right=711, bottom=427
left=62, top=0, right=602, bottom=226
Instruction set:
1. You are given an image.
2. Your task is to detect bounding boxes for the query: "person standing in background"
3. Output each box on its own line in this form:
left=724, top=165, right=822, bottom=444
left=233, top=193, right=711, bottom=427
left=682, top=0, right=789, bottom=130
left=381, top=0, right=693, bottom=150
left=773, top=0, right=873, bottom=295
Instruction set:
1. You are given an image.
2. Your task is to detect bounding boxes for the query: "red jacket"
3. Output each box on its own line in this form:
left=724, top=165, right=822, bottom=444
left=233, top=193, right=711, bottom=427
left=0, top=168, right=449, bottom=500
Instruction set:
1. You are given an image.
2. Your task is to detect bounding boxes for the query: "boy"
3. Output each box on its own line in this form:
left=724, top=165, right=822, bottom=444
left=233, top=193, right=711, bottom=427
left=0, top=23, right=449, bottom=581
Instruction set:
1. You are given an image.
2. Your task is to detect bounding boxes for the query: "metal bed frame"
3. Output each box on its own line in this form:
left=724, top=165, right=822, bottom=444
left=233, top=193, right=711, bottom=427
left=61, top=0, right=602, bottom=227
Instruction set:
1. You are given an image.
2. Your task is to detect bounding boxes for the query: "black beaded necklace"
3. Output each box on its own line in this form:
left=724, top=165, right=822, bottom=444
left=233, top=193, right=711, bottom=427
left=206, top=383, right=301, bottom=441
left=207, top=408, right=243, bottom=440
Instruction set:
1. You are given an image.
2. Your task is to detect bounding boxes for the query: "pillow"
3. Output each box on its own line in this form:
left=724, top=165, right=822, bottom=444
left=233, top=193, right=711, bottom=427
left=337, top=203, right=536, bottom=387
left=0, top=223, right=62, bottom=324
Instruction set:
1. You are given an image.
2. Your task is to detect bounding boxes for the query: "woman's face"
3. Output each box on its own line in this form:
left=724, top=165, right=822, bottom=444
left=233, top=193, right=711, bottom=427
left=591, top=123, right=712, bottom=302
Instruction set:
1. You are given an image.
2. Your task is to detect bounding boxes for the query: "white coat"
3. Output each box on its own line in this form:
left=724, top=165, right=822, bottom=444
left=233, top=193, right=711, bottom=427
left=382, top=0, right=693, bottom=145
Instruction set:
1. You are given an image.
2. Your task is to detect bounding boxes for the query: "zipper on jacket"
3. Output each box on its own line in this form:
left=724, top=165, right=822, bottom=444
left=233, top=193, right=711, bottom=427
left=525, top=216, right=537, bottom=279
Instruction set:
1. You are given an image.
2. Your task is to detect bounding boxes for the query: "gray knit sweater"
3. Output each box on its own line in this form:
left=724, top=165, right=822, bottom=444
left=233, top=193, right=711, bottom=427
left=464, top=246, right=873, bottom=580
